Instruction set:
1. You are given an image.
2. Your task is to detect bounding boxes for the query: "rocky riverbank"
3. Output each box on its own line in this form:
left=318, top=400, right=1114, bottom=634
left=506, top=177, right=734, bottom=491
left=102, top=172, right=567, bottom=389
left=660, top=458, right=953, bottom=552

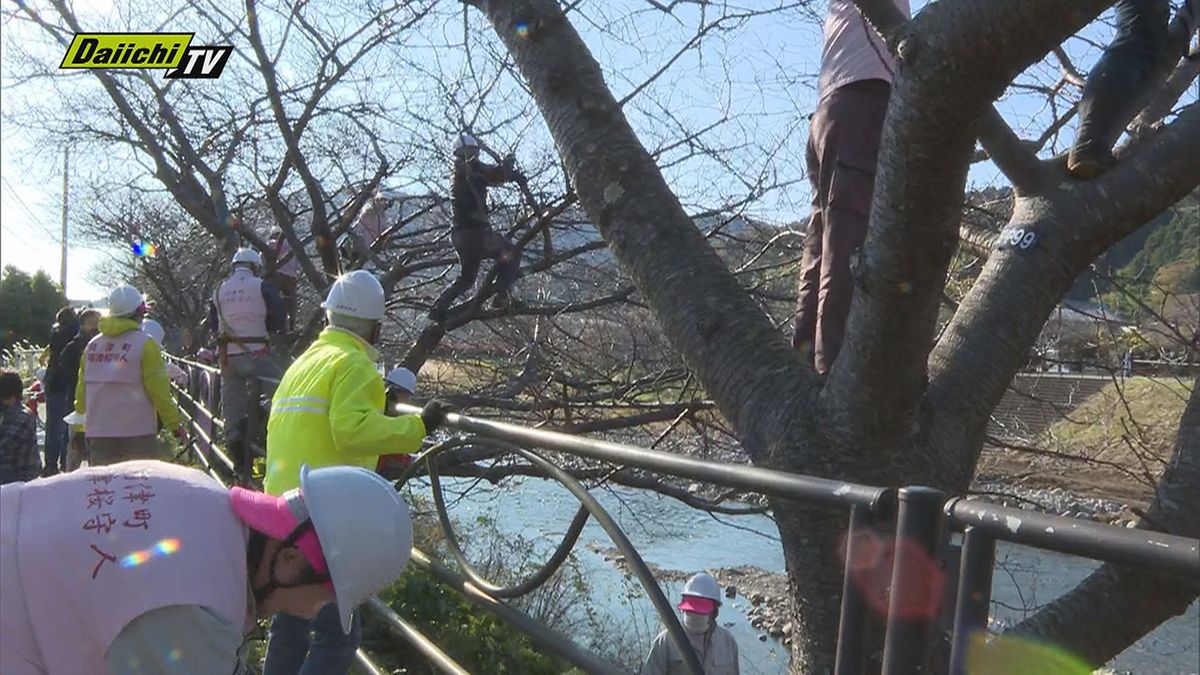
left=588, top=544, right=796, bottom=644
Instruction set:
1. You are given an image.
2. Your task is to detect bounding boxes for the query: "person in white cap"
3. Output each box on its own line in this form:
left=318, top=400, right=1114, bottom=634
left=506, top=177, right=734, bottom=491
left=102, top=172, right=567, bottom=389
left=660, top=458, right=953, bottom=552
left=428, top=132, right=524, bottom=322
left=376, top=367, right=419, bottom=479
left=207, top=248, right=287, bottom=450
left=264, top=270, right=447, bottom=674
left=72, top=285, right=184, bottom=465
left=0, top=459, right=412, bottom=675
left=141, top=319, right=189, bottom=388
left=642, top=572, right=740, bottom=674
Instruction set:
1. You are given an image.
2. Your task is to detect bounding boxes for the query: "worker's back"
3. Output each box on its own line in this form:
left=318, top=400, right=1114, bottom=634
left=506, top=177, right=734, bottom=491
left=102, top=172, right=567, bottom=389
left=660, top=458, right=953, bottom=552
left=1, top=461, right=248, bottom=674
left=265, top=328, right=425, bottom=495
left=214, top=268, right=268, bottom=355
left=82, top=319, right=156, bottom=438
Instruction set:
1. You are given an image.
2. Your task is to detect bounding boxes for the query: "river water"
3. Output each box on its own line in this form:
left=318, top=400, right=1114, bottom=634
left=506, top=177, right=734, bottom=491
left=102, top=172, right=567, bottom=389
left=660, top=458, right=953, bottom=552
left=428, top=476, right=1198, bottom=674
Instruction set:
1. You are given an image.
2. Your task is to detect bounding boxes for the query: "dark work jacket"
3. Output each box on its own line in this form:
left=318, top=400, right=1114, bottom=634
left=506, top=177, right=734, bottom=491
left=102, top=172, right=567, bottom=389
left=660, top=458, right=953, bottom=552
left=56, top=331, right=92, bottom=398
left=43, top=321, right=80, bottom=393
left=451, top=158, right=513, bottom=230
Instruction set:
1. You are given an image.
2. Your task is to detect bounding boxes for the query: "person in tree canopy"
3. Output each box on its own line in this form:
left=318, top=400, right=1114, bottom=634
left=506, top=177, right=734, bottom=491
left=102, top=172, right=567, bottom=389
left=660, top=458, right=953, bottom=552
left=428, top=133, right=523, bottom=323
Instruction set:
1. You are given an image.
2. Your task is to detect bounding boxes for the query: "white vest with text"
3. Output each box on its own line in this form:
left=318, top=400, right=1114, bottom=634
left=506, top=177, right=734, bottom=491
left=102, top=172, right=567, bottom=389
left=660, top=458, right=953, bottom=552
left=0, top=461, right=250, bottom=674
left=83, top=329, right=156, bottom=437
left=215, top=269, right=269, bottom=355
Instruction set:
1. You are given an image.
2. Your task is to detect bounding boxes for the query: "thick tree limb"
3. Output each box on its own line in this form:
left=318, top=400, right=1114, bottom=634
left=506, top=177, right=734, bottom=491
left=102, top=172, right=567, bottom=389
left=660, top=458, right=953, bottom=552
left=1131, top=52, right=1200, bottom=134
left=826, top=0, right=1112, bottom=451
left=977, top=107, right=1048, bottom=194
left=923, top=105, right=1200, bottom=489
left=1011, top=382, right=1200, bottom=666
left=466, top=0, right=821, bottom=468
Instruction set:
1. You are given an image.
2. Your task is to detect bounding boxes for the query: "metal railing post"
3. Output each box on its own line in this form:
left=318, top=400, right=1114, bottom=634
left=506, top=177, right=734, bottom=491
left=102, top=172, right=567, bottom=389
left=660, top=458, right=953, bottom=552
left=836, top=504, right=876, bottom=675
left=949, top=527, right=996, bottom=675
left=882, top=486, right=946, bottom=675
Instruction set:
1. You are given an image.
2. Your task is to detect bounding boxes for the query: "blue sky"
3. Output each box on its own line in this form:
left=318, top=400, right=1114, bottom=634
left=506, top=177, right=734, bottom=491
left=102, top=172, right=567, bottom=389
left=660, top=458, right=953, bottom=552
left=1, top=0, right=1188, bottom=301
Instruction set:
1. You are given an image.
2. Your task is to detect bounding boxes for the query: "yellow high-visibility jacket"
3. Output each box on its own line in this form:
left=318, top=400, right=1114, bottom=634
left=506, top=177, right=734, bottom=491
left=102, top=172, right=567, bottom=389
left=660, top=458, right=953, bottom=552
left=264, top=327, right=426, bottom=495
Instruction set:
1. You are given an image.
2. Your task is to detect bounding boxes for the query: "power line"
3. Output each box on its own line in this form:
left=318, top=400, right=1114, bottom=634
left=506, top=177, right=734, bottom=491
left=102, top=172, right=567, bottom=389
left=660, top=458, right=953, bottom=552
left=1, top=220, right=39, bottom=248
left=1, top=175, right=60, bottom=242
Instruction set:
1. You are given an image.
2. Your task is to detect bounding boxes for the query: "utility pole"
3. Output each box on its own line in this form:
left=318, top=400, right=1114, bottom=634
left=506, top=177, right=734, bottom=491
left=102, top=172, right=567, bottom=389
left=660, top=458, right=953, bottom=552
left=60, top=146, right=70, bottom=296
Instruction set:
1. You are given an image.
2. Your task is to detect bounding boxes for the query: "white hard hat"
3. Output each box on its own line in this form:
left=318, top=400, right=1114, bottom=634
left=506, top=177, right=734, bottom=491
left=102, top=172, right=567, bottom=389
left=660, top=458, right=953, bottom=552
left=231, top=248, right=263, bottom=269
left=107, top=284, right=146, bottom=317
left=454, top=133, right=479, bottom=153
left=681, top=572, right=722, bottom=603
left=141, top=319, right=165, bottom=345
left=321, top=270, right=386, bottom=321
left=300, top=465, right=413, bottom=633
left=384, top=367, right=417, bottom=394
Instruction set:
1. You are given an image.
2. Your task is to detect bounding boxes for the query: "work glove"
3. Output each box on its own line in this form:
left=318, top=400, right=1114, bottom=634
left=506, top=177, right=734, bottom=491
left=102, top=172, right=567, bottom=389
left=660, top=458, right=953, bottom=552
left=420, top=399, right=454, bottom=434
left=376, top=454, right=415, bottom=481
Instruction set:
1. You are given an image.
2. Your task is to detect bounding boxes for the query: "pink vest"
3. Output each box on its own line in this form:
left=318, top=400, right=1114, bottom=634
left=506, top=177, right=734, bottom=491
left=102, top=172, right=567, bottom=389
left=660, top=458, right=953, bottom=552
left=83, top=330, right=157, bottom=437
left=215, top=269, right=268, bottom=355
left=272, top=237, right=300, bottom=278
left=354, top=201, right=387, bottom=244
left=818, top=0, right=911, bottom=102
left=1, top=461, right=250, bottom=674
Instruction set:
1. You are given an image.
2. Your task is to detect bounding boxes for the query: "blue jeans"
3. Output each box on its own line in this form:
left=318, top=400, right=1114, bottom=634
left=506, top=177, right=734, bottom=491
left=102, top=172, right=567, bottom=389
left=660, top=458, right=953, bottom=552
left=262, top=603, right=361, bottom=675
left=43, top=391, right=71, bottom=472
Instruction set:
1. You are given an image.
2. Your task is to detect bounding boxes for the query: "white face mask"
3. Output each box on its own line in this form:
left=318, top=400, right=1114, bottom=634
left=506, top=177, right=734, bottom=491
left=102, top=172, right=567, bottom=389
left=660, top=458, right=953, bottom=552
left=681, top=611, right=711, bottom=634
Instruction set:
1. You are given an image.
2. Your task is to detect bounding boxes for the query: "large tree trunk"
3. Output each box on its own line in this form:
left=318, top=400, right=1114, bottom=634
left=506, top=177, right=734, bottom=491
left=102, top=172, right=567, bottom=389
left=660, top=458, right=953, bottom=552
left=1011, top=382, right=1200, bottom=666
left=464, top=0, right=853, bottom=665
left=466, top=0, right=1200, bottom=670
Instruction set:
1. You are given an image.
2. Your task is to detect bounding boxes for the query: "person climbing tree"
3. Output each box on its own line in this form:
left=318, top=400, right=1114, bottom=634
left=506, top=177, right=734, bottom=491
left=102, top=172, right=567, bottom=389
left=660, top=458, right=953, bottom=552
left=428, top=133, right=523, bottom=323
left=792, top=0, right=912, bottom=376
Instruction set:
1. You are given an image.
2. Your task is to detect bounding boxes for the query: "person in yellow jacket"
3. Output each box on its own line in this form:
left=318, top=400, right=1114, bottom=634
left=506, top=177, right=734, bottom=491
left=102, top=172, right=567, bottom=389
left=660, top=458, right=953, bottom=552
left=263, top=270, right=449, bottom=675
left=71, top=285, right=184, bottom=465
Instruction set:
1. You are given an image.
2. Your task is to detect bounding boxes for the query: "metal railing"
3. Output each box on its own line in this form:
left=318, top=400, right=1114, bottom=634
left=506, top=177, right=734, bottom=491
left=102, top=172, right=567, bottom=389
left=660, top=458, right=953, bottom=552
left=0, top=346, right=43, bottom=373
left=164, top=354, right=1200, bottom=674
left=165, top=356, right=469, bottom=674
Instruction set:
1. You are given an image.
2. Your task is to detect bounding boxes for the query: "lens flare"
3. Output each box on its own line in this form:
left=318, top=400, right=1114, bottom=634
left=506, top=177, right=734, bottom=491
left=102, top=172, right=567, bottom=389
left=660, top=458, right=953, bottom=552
left=120, top=538, right=181, bottom=568
left=966, top=633, right=1090, bottom=674
left=168, top=648, right=183, bottom=662
left=515, top=21, right=530, bottom=38
left=131, top=241, right=158, bottom=258
left=839, top=529, right=944, bottom=620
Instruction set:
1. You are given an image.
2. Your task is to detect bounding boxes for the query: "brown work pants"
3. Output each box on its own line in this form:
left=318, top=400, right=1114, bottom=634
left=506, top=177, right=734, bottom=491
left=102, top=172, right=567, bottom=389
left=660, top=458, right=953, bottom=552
left=85, top=434, right=162, bottom=466
left=793, top=79, right=891, bottom=375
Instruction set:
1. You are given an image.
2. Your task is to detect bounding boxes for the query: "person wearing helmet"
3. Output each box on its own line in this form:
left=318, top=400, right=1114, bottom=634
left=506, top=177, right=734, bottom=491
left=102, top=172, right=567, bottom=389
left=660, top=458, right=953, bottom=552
left=0, top=460, right=413, bottom=675
left=376, top=367, right=419, bottom=479
left=71, top=285, right=184, bottom=465
left=427, top=132, right=524, bottom=323
left=642, top=572, right=740, bottom=674
left=267, top=228, right=300, bottom=331
left=263, top=270, right=448, bottom=675
left=141, top=319, right=189, bottom=387
left=207, top=248, right=287, bottom=451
